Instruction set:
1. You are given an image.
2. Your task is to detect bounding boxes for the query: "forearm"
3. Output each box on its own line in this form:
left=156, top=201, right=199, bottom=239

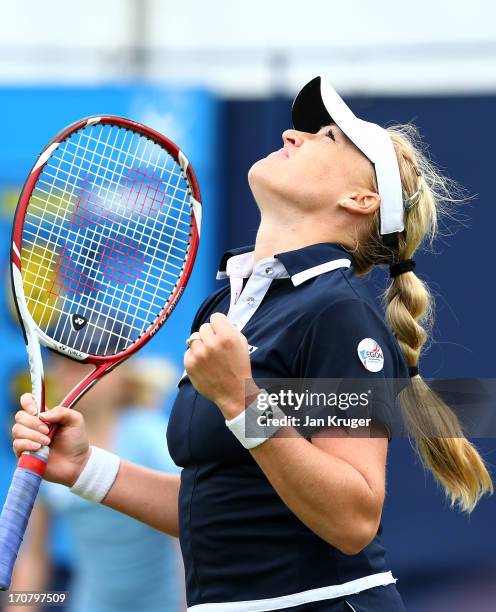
left=250, top=434, right=380, bottom=554
left=102, top=461, right=180, bottom=537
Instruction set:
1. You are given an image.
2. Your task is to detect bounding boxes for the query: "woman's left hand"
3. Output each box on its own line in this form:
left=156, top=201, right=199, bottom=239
left=184, top=313, right=253, bottom=419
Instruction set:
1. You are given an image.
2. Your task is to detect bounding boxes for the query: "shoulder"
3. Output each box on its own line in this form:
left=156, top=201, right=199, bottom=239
left=296, top=271, right=409, bottom=379
left=297, top=266, right=380, bottom=319
left=302, top=295, right=393, bottom=352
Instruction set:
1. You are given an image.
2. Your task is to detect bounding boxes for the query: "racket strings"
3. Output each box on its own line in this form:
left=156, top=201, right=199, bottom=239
left=27, top=185, right=188, bottom=352
left=48, top=131, right=188, bottom=340
left=25, top=198, right=190, bottom=256
left=36, top=148, right=192, bottom=216
left=22, top=123, right=193, bottom=356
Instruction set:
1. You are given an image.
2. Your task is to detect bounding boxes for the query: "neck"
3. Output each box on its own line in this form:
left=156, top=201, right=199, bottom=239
left=253, top=210, right=346, bottom=263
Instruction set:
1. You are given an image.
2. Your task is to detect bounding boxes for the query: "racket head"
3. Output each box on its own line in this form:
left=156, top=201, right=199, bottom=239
left=10, top=115, right=201, bottom=368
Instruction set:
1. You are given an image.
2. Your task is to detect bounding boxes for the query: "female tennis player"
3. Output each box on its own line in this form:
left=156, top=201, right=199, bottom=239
left=12, top=76, right=493, bottom=612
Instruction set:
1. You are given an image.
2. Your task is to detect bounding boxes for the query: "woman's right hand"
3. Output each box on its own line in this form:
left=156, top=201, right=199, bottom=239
left=12, top=393, right=90, bottom=487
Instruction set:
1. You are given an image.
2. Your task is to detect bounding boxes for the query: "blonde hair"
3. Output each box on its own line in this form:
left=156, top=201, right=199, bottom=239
left=351, top=123, right=493, bottom=513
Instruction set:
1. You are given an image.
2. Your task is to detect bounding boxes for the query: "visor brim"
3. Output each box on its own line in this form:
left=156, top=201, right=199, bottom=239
left=291, top=76, right=333, bottom=134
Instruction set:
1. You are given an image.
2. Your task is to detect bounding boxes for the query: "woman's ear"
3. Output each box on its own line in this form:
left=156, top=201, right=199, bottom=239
left=337, top=191, right=381, bottom=216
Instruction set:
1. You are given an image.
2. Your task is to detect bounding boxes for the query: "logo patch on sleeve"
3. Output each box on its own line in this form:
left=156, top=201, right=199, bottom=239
left=357, top=338, right=384, bottom=372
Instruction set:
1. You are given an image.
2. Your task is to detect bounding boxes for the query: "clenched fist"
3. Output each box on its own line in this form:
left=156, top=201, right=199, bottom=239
left=184, top=313, right=254, bottom=419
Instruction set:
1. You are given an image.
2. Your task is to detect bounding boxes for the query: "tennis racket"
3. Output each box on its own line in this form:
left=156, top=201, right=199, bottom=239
left=0, top=115, right=202, bottom=590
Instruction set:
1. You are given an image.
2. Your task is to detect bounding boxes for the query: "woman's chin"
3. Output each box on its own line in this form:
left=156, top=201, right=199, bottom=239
left=248, top=156, right=280, bottom=188
left=248, top=165, right=276, bottom=199
left=247, top=159, right=265, bottom=190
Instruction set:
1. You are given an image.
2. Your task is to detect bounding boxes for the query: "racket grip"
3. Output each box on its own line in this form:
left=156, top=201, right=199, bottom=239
left=0, top=459, right=46, bottom=590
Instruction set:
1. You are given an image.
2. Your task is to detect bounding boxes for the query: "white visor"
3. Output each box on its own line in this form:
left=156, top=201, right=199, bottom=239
left=292, top=76, right=404, bottom=238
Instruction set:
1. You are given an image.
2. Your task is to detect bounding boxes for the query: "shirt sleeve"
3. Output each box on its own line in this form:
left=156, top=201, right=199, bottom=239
left=292, top=298, right=409, bottom=437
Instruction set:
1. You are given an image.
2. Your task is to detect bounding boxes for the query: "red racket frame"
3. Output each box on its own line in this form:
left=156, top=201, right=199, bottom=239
left=0, top=115, right=201, bottom=591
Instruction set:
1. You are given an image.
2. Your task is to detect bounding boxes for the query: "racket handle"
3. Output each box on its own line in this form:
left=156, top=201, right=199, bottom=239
left=0, top=454, right=47, bottom=591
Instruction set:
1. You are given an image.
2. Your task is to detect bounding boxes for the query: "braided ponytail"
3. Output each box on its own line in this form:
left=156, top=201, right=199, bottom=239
left=353, top=124, right=493, bottom=512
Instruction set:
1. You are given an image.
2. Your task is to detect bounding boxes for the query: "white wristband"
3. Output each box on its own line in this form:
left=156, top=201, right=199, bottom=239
left=70, top=446, right=120, bottom=503
left=225, top=389, right=286, bottom=449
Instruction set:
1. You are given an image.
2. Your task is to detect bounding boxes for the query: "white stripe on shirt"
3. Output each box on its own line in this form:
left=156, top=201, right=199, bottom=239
left=187, top=571, right=396, bottom=611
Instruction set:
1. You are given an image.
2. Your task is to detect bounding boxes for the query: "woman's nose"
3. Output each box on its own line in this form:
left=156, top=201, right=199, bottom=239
left=282, top=129, right=304, bottom=147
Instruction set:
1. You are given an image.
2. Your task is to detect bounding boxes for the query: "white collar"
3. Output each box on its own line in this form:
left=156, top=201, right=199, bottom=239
left=216, top=250, right=351, bottom=287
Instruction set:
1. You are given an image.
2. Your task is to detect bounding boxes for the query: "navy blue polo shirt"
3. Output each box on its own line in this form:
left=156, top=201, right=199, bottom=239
left=167, top=243, right=409, bottom=611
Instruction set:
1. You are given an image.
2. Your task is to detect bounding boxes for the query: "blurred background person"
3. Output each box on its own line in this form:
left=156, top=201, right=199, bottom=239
left=6, top=355, right=183, bottom=612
